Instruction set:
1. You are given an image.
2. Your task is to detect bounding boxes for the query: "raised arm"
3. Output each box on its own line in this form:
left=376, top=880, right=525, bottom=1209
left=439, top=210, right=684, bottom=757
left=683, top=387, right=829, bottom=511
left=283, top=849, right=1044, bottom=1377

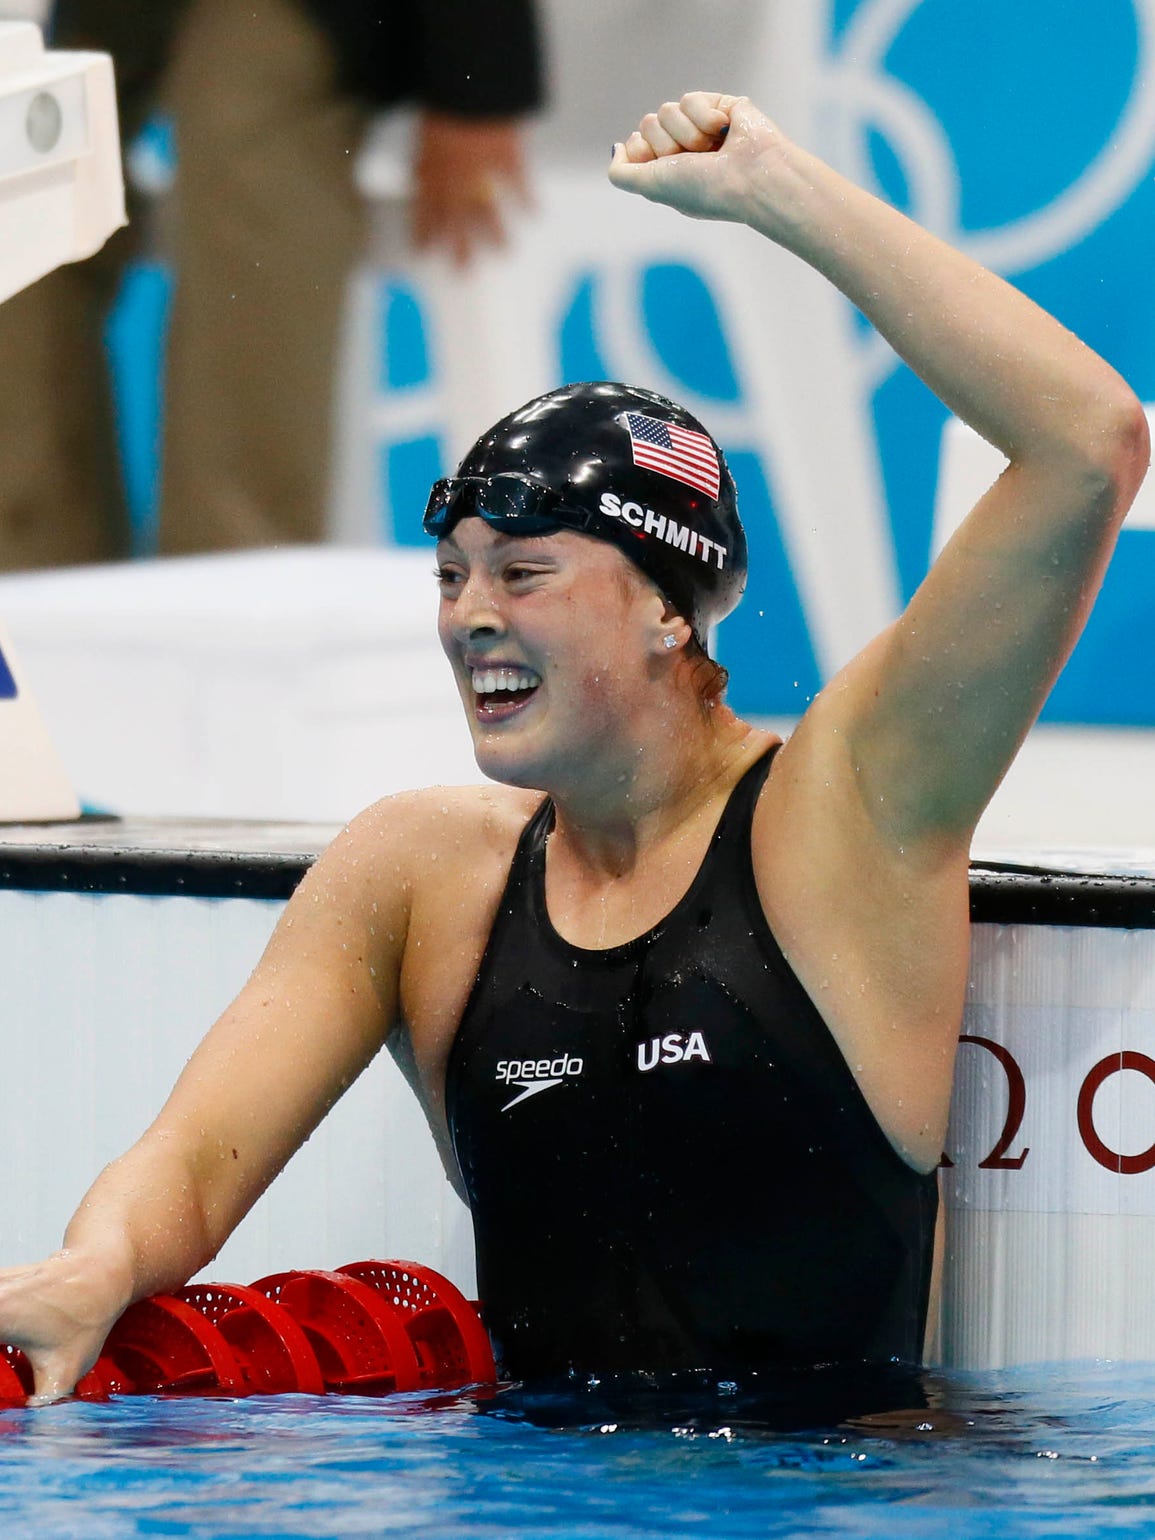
left=610, top=93, right=1149, bottom=848
left=0, top=803, right=412, bottom=1402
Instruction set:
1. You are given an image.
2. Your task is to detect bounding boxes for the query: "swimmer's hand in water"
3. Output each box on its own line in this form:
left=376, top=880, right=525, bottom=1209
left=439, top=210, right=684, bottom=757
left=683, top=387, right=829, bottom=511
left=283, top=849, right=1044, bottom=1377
left=608, top=93, right=787, bottom=227
left=0, top=1248, right=130, bottom=1403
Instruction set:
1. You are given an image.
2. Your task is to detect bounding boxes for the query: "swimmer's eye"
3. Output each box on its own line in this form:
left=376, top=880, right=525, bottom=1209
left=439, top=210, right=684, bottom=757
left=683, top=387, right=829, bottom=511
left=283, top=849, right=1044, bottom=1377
left=502, top=562, right=552, bottom=584
left=434, top=565, right=465, bottom=590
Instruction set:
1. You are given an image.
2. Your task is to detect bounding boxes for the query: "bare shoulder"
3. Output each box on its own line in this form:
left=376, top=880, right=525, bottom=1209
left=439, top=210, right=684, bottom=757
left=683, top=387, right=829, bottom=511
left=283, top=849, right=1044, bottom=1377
left=302, top=782, right=540, bottom=925
left=336, top=782, right=541, bottom=869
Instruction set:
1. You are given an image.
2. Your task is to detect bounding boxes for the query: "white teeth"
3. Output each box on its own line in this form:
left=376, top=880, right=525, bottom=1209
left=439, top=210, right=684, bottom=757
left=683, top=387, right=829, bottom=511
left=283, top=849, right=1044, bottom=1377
left=471, top=666, right=542, bottom=695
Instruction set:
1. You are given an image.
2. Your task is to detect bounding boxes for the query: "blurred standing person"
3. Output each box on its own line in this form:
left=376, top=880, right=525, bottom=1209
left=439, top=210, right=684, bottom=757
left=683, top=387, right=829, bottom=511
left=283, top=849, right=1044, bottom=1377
left=0, top=0, right=544, bottom=568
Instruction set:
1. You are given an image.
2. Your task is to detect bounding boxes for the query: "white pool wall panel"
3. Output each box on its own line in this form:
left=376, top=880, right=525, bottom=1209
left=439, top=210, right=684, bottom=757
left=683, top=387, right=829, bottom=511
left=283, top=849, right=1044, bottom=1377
left=0, top=887, right=476, bottom=1294
left=941, top=921, right=1155, bottom=1368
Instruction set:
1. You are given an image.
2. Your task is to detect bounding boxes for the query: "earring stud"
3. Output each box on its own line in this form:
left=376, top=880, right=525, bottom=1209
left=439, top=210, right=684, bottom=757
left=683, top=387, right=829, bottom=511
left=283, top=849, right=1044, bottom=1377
left=662, top=634, right=678, bottom=650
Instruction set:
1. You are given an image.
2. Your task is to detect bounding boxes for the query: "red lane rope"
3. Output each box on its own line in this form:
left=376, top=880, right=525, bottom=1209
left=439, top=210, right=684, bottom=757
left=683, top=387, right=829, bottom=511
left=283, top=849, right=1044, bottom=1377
left=0, top=1259, right=495, bottom=1405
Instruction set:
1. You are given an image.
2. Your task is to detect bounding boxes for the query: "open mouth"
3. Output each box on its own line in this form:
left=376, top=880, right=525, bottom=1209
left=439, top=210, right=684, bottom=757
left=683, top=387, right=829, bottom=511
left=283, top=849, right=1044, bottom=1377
left=470, top=665, right=542, bottom=720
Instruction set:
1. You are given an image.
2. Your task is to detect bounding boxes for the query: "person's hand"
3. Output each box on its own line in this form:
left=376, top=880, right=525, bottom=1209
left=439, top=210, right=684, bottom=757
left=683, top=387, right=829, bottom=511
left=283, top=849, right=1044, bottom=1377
left=0, top=1249, right=128, bottom=1404
left=608, top=92, right=787, bottom=227
left=411, top=112, right=532, bottom=266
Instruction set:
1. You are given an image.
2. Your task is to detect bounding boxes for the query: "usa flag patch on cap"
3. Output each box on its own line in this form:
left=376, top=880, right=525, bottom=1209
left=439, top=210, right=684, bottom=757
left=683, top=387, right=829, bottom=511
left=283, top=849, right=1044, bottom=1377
left=620, top=412, right=720, bottom=501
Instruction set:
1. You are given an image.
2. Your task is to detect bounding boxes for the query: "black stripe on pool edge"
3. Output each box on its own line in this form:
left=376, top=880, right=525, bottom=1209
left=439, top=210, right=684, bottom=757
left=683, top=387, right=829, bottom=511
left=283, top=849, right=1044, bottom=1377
left=968, top=863, right=1155, bottom=927
left=1, top=849, right=1154, bottom=925
left=0, top=849, right=312, bottom=899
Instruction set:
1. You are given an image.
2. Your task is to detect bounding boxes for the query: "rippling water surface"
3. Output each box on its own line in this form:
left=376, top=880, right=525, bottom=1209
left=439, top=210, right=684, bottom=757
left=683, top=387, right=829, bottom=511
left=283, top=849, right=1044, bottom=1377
left=2, top=1364, right=1154, bottom=1538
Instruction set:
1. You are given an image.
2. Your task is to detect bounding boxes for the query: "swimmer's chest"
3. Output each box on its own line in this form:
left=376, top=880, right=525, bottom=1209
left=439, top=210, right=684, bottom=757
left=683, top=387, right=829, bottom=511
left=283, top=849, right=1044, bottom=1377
left=398, top=800, right=730, bottom=1094
left=444, top=827, right=893, bottom=1188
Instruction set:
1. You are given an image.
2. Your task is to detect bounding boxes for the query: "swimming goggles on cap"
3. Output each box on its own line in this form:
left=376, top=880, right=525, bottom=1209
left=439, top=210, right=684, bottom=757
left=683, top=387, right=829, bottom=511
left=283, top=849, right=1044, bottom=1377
left=423, top=474, right=600, bottom=539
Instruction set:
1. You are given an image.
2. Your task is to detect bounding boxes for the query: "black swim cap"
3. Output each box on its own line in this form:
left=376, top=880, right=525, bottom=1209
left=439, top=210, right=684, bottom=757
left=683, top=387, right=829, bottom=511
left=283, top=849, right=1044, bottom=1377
left=423, top=381, right=747, bottom=646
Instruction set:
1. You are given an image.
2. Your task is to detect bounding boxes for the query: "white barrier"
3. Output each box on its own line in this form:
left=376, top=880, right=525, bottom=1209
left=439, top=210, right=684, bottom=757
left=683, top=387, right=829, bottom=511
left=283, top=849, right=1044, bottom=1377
left=0, top=549, right=486, bottom=822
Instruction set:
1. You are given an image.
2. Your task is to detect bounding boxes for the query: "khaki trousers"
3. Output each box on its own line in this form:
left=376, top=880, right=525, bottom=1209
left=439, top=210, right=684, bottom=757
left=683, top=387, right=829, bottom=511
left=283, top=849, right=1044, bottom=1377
left=0, top=0, right=370, bottom=568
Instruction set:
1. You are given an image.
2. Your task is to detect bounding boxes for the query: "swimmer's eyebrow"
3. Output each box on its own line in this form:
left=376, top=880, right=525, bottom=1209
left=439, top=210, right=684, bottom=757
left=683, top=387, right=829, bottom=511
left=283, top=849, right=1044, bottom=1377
left=435, top=529, right=558, bottom=556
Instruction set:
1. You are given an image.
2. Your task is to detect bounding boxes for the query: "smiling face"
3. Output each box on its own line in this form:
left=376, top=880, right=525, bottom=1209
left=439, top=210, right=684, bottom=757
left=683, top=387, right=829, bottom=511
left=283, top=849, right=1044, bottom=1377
left=435, top=516, right=673, bottom=792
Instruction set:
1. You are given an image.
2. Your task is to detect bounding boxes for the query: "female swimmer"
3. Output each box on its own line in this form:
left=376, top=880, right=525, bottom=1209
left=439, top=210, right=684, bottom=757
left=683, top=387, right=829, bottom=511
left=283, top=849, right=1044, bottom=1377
left=0, top=91, right=1145, bottom=1397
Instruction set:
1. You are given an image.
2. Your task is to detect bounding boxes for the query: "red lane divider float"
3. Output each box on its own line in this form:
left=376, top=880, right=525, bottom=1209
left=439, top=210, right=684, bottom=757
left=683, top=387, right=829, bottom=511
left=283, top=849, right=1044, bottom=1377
left=0, top=1349, right=28, bottom=1402
left=250, top=1270, right=422, bottom=1395
left=180, top=1283, right=326, bottom=1396
left=0, top=1259, right=494, bottom=1405
left=338, top=1260, right=495, bottom=1388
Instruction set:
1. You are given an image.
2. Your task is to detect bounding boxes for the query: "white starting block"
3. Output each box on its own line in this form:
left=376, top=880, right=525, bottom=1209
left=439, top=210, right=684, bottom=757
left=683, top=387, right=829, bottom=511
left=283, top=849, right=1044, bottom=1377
left=0, top=20, right=124, bottom=306
left=0, top=622, right=79, bottom=820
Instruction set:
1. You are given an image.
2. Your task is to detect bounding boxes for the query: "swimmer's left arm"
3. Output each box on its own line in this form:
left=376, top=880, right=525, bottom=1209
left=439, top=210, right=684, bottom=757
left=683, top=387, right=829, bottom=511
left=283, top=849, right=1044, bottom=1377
left=0, top=805, right=411, bottom=1402
left=610, top=92, right=1149, bottom=848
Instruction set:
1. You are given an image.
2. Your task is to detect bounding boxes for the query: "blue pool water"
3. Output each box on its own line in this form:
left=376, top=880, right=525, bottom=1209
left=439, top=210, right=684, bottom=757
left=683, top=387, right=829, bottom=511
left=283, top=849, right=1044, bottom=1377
left=2, top=1364, right=1154, bottom=1539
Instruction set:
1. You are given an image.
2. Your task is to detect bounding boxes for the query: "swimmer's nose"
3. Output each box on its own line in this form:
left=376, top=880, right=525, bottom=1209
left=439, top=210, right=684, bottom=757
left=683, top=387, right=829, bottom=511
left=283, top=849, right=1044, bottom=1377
left=447, top=571, right=507, bottom=646
left=460, top=620, right=503, bottom=654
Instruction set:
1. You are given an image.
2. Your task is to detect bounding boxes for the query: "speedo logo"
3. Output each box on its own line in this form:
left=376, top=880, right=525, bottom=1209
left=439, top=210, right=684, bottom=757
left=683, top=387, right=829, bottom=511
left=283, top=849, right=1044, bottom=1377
left=496, top=1054, right=584, bottom=1112
left=598, top=492, right=728, bottom=570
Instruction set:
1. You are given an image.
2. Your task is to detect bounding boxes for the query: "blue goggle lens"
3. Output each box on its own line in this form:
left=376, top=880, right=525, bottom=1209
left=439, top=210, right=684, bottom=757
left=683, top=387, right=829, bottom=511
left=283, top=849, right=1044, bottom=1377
left=423, top=476, right=593, bottom=538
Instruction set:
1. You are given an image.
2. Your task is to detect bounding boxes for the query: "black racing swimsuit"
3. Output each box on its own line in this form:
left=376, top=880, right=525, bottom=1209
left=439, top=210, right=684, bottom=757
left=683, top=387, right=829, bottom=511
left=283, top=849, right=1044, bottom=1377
left=445, top=748, right=938, bottom=1380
